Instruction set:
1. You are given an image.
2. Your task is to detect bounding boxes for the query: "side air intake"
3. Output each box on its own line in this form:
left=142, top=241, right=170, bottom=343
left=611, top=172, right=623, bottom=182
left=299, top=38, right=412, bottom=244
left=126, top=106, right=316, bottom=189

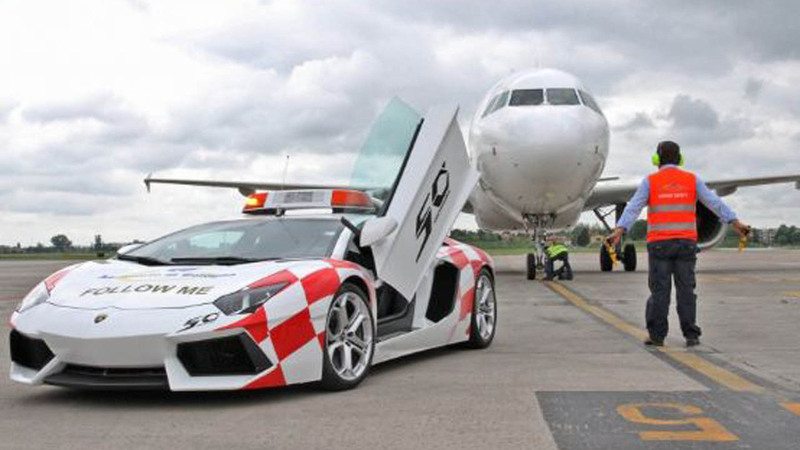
left=177, top=334, right=271, bottom=376
left=9, top=330, right=54, bottom=371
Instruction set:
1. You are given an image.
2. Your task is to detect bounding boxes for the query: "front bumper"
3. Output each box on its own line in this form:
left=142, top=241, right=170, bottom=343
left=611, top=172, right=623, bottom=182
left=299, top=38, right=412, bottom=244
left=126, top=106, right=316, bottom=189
left=44, top=364, right=169, bottom=390
left=9, top=303, right=289, bottom=391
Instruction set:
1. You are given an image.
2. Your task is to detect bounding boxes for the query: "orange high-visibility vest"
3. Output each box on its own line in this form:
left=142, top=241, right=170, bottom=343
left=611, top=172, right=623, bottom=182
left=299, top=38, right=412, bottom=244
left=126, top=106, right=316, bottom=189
left=647, top=167, right=698, bottom=242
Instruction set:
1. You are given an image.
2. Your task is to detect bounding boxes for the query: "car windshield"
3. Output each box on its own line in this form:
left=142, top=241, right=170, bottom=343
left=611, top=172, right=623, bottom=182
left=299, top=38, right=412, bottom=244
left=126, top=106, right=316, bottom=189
left=124, top=218, right=344, bottom=264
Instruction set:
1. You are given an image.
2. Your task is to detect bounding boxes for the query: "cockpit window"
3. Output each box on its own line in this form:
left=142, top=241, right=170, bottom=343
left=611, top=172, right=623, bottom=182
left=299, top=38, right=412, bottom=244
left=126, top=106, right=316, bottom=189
left=509, top=89, right=544, bottom=106
left=481, top=94, right=500, bottom=117
left=546, top=88, right=580, bottom=105
left=495, top=90, right=509, bottom=112
left=482, top=90, right=510, bottom=117
left=578, top=90, right=604, bottom=116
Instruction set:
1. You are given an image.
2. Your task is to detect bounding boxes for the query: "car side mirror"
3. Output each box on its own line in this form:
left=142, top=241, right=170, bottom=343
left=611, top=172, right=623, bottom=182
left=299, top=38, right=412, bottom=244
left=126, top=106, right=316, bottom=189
left=359, top=216, right=398, bottom=247
left=116, top=243, right=143, bottom=255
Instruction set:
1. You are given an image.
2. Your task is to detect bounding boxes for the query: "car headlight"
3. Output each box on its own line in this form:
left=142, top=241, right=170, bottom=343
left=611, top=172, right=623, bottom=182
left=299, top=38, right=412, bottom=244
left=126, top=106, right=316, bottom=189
left=17, top=282, right=49, bottom=313
left=213, top=282, right=289, bottom=315
left=16, top=266, right=75, bottom=314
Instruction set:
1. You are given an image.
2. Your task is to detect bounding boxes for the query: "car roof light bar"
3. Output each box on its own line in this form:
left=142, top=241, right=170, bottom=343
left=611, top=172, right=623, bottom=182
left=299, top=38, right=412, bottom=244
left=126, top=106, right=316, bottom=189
left=242, top=189, right=377, bottom=215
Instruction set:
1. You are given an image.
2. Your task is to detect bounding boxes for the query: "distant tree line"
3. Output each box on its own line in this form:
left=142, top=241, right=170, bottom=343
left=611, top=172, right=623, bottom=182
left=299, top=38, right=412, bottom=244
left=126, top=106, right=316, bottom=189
left=772, top=225, right=800, bottom=246
left=451, top=221, right=800, bottom=248
left=0, top=234, right=136, bottom=255
left=449, top=229, right=532, bottom=249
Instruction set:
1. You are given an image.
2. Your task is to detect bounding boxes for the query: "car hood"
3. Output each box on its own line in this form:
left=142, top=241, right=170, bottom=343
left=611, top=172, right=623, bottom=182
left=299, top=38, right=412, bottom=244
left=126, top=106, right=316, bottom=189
left=46, top=259, right=308, bottom=310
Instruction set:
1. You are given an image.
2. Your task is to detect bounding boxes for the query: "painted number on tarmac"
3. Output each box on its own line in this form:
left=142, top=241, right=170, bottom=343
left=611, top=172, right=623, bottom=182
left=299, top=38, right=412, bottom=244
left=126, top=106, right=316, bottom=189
left=616, top=402, right=739, bottom=442
left=782, top=402, right=800, bottom=417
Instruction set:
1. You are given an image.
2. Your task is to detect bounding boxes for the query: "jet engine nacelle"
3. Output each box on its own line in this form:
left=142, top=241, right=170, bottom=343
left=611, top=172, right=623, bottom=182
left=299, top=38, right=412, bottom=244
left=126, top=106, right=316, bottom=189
left=696, top=202, right=729, bottom=250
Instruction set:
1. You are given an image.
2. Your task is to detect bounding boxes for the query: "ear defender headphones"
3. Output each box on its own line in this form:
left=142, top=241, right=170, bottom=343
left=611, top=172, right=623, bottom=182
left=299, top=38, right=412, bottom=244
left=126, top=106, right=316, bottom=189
left=651, top=153, right=684, bottom=166
left=651, top=142, right=685, bottom=167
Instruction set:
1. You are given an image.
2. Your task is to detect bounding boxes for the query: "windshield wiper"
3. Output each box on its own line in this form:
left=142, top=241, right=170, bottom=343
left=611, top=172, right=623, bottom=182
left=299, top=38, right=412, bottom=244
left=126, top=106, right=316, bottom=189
left=169, top=256, right=278, bottom=266
left=117, top=254, right=172, bottom=266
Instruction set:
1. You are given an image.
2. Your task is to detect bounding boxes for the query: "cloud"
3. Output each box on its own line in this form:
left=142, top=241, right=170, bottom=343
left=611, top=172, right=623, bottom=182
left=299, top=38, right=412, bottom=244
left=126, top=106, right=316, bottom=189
left=0, top=99, right=16, bottom=123
left=615, top=112, right=655, bottom=132
left=664, top=95, right=755, bottom=146
left=23, top=93, right=133, bottom=124
left=0, top=190, right=116, bottom=216
left=668, top=95, right=720, bottom=129
left=744, top=77, right=764, bottom=101
left=1, top=0, right=800, bottom=245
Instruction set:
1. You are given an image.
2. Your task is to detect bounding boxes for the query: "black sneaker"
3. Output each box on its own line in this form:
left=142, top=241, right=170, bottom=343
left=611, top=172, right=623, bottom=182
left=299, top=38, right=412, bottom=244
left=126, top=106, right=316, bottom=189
left=644, top=338, right=664, bottom=347
left=686, top=338, right=700, bottom=347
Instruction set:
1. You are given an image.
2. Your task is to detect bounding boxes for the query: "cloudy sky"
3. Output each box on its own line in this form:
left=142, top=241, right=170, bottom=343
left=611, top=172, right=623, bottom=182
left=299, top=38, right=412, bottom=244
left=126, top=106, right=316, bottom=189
left=1, top=0, right=799, bottom=246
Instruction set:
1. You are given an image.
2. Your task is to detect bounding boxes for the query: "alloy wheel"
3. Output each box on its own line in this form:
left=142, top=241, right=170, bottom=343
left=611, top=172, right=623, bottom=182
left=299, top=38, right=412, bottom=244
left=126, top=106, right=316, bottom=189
left=325, top=291, right=373, bottom=381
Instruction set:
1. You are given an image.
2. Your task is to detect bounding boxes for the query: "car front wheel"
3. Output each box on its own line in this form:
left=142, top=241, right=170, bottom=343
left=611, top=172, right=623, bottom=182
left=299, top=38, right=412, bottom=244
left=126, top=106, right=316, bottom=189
left=320, top=283, right=375, bottom=391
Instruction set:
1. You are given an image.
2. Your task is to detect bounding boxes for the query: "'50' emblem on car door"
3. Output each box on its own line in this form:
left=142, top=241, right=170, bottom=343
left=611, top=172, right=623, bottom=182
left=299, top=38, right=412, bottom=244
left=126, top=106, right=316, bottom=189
left=415, top=162, right=450, bottom=262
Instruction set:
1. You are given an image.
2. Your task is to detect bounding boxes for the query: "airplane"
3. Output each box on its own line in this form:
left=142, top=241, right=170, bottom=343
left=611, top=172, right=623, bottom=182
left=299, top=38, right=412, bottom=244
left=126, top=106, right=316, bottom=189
left=465, top=68, right=800, bottom=279
left=145, top=68, right=800, bottom=280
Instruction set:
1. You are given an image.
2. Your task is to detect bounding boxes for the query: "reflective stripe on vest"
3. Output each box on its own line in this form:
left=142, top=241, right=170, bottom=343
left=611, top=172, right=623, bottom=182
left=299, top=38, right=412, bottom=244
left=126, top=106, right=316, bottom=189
left=648, top=204, right=696, bottom=213
left=647, top=167, right=698, bottom=242
left=648, top=222, right=697, bottom=231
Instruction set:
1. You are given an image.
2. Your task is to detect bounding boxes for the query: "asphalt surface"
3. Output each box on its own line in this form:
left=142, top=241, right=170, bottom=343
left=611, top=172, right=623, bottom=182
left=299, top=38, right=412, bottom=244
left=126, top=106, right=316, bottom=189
left=1, top=249, right=799, bottom=450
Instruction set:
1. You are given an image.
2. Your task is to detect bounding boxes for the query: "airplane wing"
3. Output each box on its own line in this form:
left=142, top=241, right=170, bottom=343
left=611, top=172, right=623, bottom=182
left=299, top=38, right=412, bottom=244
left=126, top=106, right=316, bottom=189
left=585, top=173, right=800, bottom=210
left=143, top=174, right=375, bottom=197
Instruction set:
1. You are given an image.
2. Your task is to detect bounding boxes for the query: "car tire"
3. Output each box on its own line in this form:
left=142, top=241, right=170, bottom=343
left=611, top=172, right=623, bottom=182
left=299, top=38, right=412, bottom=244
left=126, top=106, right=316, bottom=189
left=319, top=282, right=375, bottom=391
left=465, top=268, right=497, bottom=349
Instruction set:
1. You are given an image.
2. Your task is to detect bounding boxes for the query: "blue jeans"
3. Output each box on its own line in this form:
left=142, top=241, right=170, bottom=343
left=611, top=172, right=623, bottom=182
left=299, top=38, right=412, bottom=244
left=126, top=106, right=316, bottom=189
left=545, top=253, right=572, bottom=280
left=646, top=239, right=701, bottom=341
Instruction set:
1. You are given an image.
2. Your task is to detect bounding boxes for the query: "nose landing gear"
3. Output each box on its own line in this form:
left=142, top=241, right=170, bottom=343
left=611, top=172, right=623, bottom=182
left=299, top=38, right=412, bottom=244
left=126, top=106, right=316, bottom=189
left=524, top=214, right=552, bottom=280
left=526, top=253, right=539, bottom=280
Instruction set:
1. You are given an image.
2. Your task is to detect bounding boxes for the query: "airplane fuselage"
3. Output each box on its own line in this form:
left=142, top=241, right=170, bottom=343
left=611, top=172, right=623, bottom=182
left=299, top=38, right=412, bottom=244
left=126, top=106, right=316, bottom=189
left=468, top=69, right=609, bottom=231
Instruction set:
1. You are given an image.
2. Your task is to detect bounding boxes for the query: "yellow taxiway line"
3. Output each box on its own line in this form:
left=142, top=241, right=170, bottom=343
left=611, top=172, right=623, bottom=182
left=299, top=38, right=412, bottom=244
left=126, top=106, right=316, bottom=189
left=544, top=281, right=764, bottom=394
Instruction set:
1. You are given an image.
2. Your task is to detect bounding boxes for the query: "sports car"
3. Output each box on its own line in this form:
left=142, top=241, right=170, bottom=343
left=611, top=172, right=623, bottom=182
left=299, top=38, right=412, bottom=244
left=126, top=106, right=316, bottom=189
left=9, top=104, right=497, bottom=391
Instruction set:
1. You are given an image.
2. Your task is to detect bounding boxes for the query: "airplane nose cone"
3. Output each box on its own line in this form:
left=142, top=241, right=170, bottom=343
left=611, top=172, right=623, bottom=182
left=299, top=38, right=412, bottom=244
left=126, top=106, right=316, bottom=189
left=471, top=108, right=608, bottom=214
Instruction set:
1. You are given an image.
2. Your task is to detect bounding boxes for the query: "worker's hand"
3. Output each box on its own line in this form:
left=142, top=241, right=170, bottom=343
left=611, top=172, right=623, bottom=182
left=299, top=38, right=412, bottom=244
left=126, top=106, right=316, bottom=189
left=606, top=227, right=625, bottom=246
left=731, top=219, right=751, bottom=238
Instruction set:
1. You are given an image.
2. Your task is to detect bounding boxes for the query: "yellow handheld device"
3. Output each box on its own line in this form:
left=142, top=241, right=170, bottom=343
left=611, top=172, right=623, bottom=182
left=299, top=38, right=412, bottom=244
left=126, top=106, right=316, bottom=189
left=605, top=241, right=619, bottom=265
left=738, top=227, right=751, bottom=252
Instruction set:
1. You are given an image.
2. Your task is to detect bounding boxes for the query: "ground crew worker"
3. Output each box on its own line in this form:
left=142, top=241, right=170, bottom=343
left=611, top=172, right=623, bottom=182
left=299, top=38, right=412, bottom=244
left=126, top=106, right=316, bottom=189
left=544, top=237, right=573, bottom=281
left=606, top=141, right=749, bottom=347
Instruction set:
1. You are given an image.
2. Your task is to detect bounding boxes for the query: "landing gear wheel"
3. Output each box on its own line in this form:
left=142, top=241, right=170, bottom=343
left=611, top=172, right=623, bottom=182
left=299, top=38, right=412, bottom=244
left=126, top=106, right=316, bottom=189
left=465, top=269, right=497, bottom=349
left=526, top=253, right=537, bottom=280
left=320, top=283, right=375, bottom=391
left=600, top=244, right=613, bottom=272
left=623, top=244, right=637, bottom=272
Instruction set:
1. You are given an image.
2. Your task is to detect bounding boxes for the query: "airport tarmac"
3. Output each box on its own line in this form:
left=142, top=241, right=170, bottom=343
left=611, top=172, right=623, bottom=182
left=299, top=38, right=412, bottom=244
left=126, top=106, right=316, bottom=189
left=0, top=249, right=799, bottom=450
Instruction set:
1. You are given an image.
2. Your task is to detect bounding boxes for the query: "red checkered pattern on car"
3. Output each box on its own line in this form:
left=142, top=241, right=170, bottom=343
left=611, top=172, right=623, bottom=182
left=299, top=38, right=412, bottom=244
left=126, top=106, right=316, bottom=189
left=211, top=259, right=374, bottom=390
left=217, top=239, right=489, bottom=390
left=438, top=239, right=493, bottom=341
